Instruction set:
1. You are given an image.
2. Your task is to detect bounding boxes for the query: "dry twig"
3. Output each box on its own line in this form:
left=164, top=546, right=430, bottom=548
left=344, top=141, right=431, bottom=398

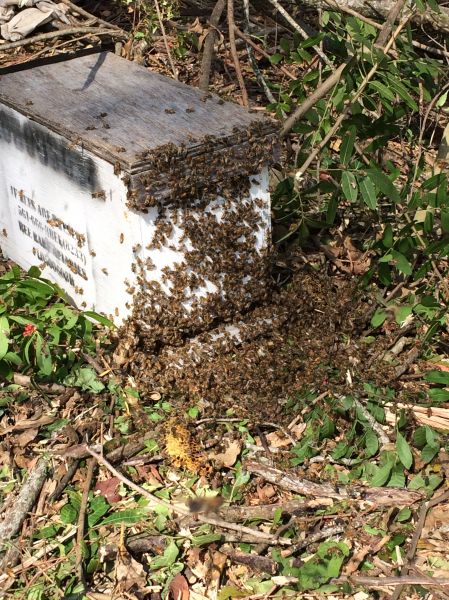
left=0, top=457, right=49, bottom=562
left=245, top=460, right=422, bottom=506
left=59, top=0, right=122, bottom=30
left=199, top=0, right=226, bottom=91
left=153, top=0, right=178, bottom=79
left=0, top=27, right=126, bottom=52
left=227, top=0, right=248, bottom=106
left=86, top=446, right=292, bottom=545
left=266, top=0, right=333, bottom=68
left=75, top=458, right=96, bottom=585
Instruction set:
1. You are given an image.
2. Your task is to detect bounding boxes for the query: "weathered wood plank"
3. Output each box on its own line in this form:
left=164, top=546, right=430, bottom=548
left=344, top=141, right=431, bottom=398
left=0, top=51, right=275, bottom=171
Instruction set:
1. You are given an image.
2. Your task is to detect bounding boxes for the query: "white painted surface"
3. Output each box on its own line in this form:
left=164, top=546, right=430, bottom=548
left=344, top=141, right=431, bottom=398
left=0, top=103, right=271, bottom=325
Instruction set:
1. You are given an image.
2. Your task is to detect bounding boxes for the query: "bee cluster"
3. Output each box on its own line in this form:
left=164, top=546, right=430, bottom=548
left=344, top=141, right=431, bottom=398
left=126, top=120, right=277, bottom=211
left=124, top=270, right=372, bottom=422
left=115, top=118, right=276, bottom=355
left=124, top=188, right=271, bottom=351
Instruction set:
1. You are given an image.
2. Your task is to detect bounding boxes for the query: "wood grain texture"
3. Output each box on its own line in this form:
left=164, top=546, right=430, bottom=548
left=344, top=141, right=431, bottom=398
left=0, top=52, right=276, bottom=172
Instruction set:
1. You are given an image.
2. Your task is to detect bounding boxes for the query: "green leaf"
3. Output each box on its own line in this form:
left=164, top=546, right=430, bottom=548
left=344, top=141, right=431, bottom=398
left=425, top=370, right=449, bottom=385
left=391, top=250, right=412, bottom=276
left=395, top=305, right=413, bottom=325
left=382, top=224, right=394, bottom=248
left=382, top=74, right=419, bottom=111
left=441, top=208, right=449, bottom=233
left=341, top=171, right=358, bottom=203
left=364, top=428, right=379, bottom=458
left=396, top=432, right=413, bottom=470
left=191, top=533, right=222, bottom=546
left=83, top=311, right=114, bottom=328
left=60, top=503, right=78, bottom=524
left=367, top=169, right=400, bottom=203
left=340, top=126, right=356, bottom=166
left=396, top=507, right=411, bottom=522
left=64, top=367, right=105, bottom=393
left=87, top=497, right=110, bottom=527
left=298, top=542, right=349, bottom=591
left=360, top=176, right=377, bottom=209
left=428, top=388, right=449, bottom=402
left=421, top=444, right=439, bottom=464
left=425, top=426, right=439, bottom=449
left=388, top=464, right=406, bottom=488
left=370, top=461, right=393, bottom=487
left=269, top=53, right=283, bottom=64
left=0, top=329, right=9, bottom=361
left=371, top=309, right=387, bottom=328
left=100, top=508, right=147, bottom=526
left=326, top=195, right=338, bottom=225
left=35, top=334, right=53, bottom=376
left=150, top=541, right=179, bottom=569
left=368, top=80, right=396, bottom=103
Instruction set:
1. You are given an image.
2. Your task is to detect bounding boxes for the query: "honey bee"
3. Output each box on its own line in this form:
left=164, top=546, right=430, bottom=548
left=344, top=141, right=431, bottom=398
left=92, top=190, right=106, bottom=200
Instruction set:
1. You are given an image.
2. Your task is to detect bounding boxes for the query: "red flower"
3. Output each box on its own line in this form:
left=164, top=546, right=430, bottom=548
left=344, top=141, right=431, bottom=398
left=23, top=324, right=37, bottom=337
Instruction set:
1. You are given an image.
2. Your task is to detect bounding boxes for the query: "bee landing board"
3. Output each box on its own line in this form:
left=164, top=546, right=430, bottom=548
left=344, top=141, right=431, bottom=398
left=0, top=52, right=277, bottom=339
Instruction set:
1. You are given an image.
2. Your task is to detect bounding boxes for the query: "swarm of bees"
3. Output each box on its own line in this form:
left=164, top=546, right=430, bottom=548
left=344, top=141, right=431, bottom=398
left=115, top=117, right=280, bottom=404
left=127, top=120, right=277, bottom=211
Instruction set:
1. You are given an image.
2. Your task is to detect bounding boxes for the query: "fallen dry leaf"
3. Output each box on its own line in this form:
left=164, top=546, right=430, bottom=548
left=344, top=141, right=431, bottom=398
left=115, top=549, right=149, bottom=594
left=95, top=477, right=121, bottom=503
left=15, top=427, right=38, bottom=447
left=169, top=573, right=189, bottom=600
left=209, top=440, right=241, bottom=467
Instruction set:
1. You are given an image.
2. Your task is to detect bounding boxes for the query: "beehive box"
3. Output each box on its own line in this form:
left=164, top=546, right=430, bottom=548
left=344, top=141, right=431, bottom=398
left=0, top=52, right=277, bottom=343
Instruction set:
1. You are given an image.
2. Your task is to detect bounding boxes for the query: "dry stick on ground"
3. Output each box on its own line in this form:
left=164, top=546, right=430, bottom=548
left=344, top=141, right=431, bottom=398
left=245, top=460, right=423, bottom=506
left=59, top=0, right=122, bottom=30
left=86, top=446, right=292, bottom=546
left=75, top=458, right=96, bottom=586
left=0, top=27, right=126, bottom=52
left=352, top=397, right=391, bottom=446
left=227, top=0, right=248, bottom=106
left=199, top=0, right=226, bottom=91
left=291, top=13, right=411, bottom=167
left=242, top=0, right=275, bottom=103
left=49, top=459, right=80, bottom=503
left=338, top=575, right=449, bottom=588
left=266, top=0, right=333, bottom=68
left=390, top=488, right=449, bottom=600
left=220, top=498, right=333, bottom=522
left=411, top=566, right=449, bottom=600
left=153, top=0, right=178, bottom=79
left=374, top=0, right=407, bottom=48
left=0, top=457, right=49, bottom=557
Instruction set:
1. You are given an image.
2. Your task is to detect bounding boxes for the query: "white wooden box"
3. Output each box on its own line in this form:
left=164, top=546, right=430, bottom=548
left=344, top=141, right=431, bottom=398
left=0, top=52, right=277, bottom=342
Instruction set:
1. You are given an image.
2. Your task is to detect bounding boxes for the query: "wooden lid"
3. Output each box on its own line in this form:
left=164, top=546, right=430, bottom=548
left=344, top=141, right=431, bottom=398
left=0, top=51, right=277, bottom=173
